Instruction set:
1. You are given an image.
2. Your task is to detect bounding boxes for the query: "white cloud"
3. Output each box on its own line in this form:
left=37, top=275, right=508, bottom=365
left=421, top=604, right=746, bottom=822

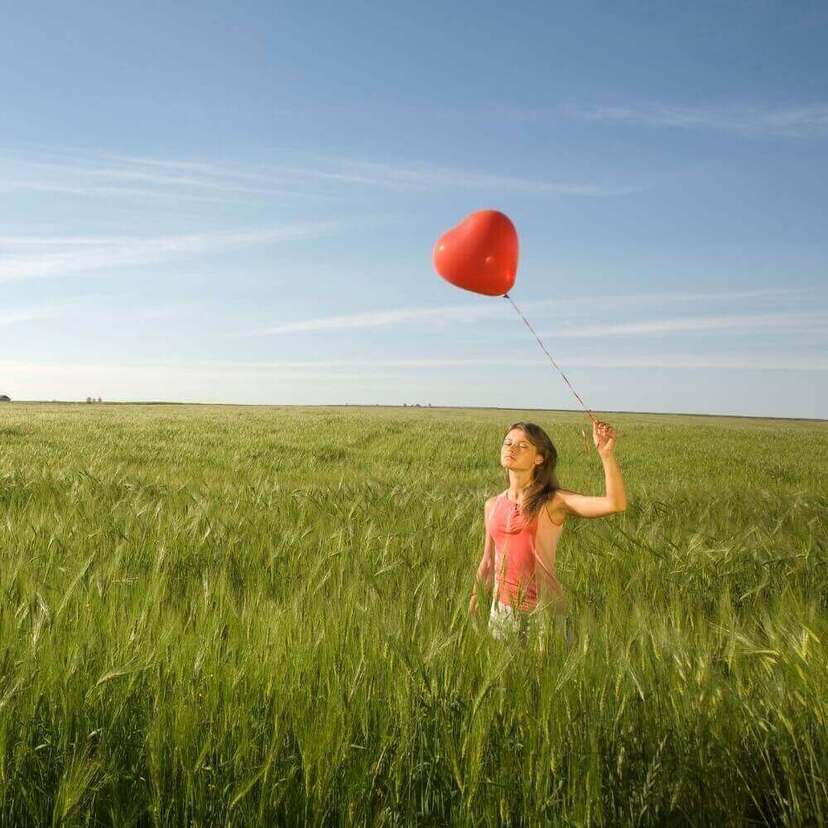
left=565, top=102, right=828, bottom=138
left=1, top=354, right=823, bottom=412
left=551, top=353, right=828, bottom=370
left=0, top=152, right=335, bottom=202
left=273, top=155, right=643, bottom=196
left=0, top=179, right=254, bottom=204
left=241, top=290, right=819, bottom=336
left=3, top=352, right=825, bottom=381
left=552, top=288, right=808, bottom=306
left=227, top=354, right=826, bottom=370
left=102, top=149, right=640, bottom=196
left=538, top=311, right=828, bottom=338
left=0, top=223, right=340, bottom=283
left=1, top=147, right=640, bottom=202
left=242, top=303, right=512, bottom=336
left=0, top=305, right=68, bottom=326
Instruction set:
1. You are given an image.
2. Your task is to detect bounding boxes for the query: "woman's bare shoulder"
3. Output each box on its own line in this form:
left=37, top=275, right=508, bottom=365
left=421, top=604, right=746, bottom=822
left=484, top=492, right=504, bottom=516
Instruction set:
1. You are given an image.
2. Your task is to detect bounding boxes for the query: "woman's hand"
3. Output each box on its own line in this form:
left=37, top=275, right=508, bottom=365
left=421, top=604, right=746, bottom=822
left=593, top=420, right=617, bottom=459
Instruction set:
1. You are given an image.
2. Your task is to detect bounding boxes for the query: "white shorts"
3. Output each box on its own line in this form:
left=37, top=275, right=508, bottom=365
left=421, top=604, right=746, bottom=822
left=488, top=598, right=574, bottom=647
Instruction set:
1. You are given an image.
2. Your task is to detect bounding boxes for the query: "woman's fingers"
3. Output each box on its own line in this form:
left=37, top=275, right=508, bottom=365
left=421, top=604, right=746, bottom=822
left=593, top=420, right=615, bottom=446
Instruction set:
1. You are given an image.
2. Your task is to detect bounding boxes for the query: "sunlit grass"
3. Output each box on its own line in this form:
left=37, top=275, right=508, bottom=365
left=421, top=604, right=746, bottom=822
left=0, top=402, right=825, bottom=825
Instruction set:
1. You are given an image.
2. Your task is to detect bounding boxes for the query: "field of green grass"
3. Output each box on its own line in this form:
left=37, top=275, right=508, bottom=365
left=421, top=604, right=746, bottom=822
left=0, top=402, right=825, bottom=826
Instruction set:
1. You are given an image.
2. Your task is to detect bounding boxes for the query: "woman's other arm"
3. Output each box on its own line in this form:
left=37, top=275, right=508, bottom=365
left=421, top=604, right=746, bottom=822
left=469, top=498, right=496, bottom=615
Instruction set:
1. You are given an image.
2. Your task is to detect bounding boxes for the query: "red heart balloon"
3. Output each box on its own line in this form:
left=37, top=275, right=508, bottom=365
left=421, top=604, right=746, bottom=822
left=433, top=210, right=519, bottom=296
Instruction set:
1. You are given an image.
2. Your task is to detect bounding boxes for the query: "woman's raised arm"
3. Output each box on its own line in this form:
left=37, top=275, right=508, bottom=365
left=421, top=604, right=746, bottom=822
left=559, top=421, right=626, bottom=518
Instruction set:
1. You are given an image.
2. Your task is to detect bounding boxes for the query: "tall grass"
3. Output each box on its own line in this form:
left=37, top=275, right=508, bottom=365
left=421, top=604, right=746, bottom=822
left=0, top=403, right=825, bottom=825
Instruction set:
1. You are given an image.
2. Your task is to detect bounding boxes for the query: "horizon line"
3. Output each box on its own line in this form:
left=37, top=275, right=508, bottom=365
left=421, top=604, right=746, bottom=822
left=3, top=398, right=825, bottom=423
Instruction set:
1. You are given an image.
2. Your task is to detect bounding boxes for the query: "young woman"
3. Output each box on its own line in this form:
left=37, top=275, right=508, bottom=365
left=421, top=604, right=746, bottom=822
left=469, top=419, right=626, bottom=643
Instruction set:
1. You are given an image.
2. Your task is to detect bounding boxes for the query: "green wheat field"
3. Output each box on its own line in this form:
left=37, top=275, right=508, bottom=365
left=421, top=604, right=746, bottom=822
left=0, top=402, right=825, bottom=826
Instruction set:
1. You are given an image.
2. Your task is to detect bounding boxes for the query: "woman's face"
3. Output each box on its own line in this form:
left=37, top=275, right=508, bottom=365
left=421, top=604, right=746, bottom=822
left=500, top=428, right=542, bottom=472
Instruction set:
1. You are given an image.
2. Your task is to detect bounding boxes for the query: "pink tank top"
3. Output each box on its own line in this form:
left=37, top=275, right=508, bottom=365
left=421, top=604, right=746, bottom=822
left=487, top=491, right=565, bottom=612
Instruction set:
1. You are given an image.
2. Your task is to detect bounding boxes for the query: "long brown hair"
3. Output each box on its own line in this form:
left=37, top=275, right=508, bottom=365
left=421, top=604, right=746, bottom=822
left=503, top=421, right=560, bottom=518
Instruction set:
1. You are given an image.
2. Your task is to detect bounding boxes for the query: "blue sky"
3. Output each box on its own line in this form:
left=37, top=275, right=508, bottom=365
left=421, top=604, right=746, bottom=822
left=1, top=1, right=826, bottom=418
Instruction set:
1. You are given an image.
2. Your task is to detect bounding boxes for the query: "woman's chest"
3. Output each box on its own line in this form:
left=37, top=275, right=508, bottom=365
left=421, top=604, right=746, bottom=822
left=489, top=501, right=537, bottom=540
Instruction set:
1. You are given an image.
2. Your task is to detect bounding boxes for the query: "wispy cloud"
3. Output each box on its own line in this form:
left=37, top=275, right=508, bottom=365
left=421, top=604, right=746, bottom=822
left=555, top=353, right=828, bottom=370
left=1, top=352, right=823, bottom=407
left=98, top=149, right=641, bottom=197
left=269, top=155, right=643, bottom=197
left=539, top=311, right=828, bottom=338
left=0, top=297, right=199, bottom=327
left=0, top=150, right=338, bottom=203
left=195, top=354, right=828, bottom=371
left=0, top=179, right=255, bottom=204
left=0, top=223, right=340, bottom=283
left=3, top=352, right=826, bottom=376
left=241, top=290, right=818, bottom=336
left=0, top=360, right=401, bottom=391
left=564, top=102, right=828, bottom=138
left=0, top=304, right=68, bottom=326
left=1, top=146, right=640, bottom=203
left=241, top=303, right=512, bottom=336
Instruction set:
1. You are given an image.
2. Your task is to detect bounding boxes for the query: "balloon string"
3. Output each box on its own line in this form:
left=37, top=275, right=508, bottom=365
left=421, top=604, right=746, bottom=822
left=503, top=293, right=597, bottom=424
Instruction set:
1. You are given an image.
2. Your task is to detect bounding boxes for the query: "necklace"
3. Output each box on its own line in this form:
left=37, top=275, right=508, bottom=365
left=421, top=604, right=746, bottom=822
left=507, top=483, right=531, bottom=506
left=505, top=486, right=531, bottom=533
